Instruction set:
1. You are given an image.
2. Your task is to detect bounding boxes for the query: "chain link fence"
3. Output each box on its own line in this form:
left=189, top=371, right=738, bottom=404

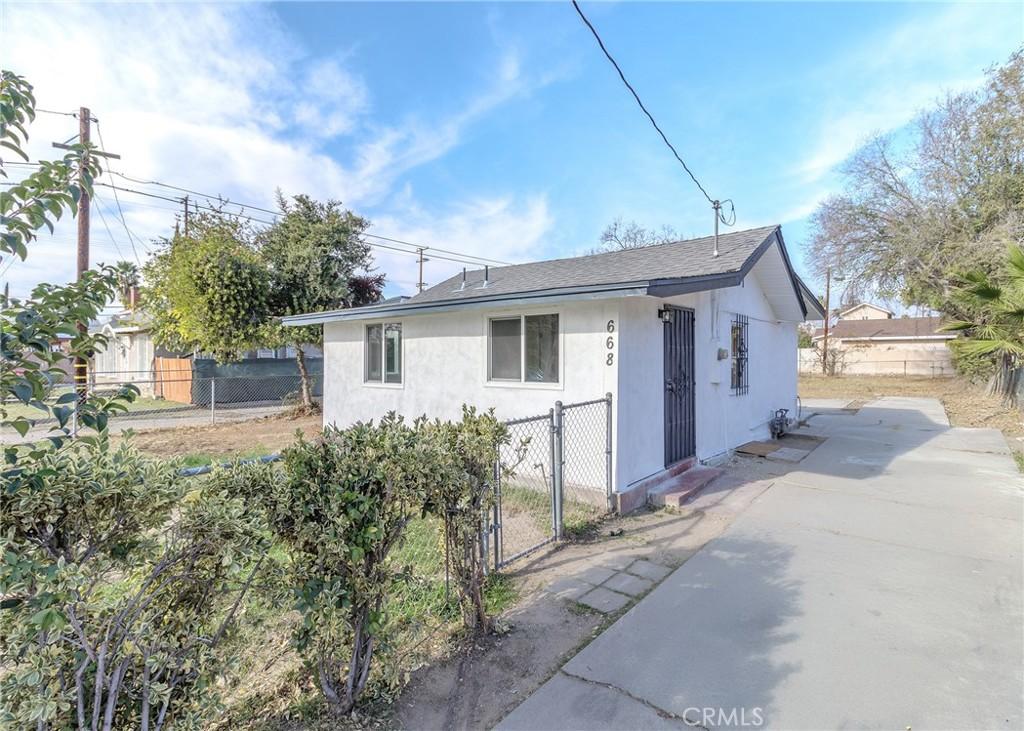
left=132, top=391, right=615, bottom=688
left=797, top=356, right=954, bottom=377
left=491, top=394, right=613, bottom=569
left=1, top=370, right=322, bottom=437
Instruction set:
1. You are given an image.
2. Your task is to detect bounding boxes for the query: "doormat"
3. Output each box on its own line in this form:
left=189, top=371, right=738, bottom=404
left=735, top=441, right=780, bottom=457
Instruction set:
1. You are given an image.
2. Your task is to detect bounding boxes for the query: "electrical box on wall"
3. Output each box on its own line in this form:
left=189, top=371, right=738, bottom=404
left=717, top=347, right=729, bottom=360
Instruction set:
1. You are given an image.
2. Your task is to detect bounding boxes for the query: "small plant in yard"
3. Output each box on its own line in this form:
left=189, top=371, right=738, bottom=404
left=239, top=415, right=443, bottom=716
left=424, top=407, right=512, bottom=633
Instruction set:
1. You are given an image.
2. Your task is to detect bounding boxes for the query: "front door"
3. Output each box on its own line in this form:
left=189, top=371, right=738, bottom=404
left=663, top=305, right=696, bottom=466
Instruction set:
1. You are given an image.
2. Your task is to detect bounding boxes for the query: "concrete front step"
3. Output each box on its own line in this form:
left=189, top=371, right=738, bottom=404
left=647, top=465, right=723, bottom=508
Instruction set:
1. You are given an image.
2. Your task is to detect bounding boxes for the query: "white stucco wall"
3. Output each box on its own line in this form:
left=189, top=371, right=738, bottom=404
left=322, top=299, right=621, bottom=494
left=615, top=282, right=798, bottom=490
left=322, top=299, right=619, bottom=425
left=321, top=277, right=799, bottom=495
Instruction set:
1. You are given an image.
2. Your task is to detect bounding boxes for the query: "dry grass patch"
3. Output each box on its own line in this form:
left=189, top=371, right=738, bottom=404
left=115, top=411, right=322, bottom=461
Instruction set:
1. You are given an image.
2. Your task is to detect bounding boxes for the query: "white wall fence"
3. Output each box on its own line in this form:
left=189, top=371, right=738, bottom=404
left=798, top=348, right=954, bottom=377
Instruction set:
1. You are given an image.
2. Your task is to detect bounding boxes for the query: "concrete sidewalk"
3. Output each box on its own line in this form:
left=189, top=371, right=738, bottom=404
left=498, top=397, right=1024, bottom=730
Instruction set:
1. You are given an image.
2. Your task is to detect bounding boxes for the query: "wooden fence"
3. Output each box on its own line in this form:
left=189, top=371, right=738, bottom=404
left=154, top=357, right=193, bottom=404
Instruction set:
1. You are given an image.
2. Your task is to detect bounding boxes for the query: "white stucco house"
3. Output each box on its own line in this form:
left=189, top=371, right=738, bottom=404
left=283, top=225, right=824, bottom=509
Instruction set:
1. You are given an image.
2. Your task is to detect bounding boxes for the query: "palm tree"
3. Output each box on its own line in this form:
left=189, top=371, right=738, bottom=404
left=942, top=245, right=1024, bottom=404
left=113, top=260, right=140, bottom=310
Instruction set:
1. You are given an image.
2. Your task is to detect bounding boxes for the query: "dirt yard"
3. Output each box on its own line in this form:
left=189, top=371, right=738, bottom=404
left=117, top=411, right=322, bottom=460
left=799, top=374, right=1024, bottom=457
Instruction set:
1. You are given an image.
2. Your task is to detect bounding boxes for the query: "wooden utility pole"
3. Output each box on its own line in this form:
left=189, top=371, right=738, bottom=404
left=74, top=107, right=92, bottom=398
left=821, top=267, right=831, bottom=375
left=182, top=195, right=190, bottom=236
left=51, top=108, right=120, bottom=399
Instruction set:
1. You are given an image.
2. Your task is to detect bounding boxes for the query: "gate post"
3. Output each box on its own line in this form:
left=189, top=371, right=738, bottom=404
left=605, top=392, right=613, bottom=512
left=492, top=460, right=502, bottom=571
left=210, top=377, right=216, bottom=424
left=553, top=401, right=564, bottom=540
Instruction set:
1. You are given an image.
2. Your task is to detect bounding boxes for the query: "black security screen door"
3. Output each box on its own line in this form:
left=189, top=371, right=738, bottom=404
left=663, top=305, right=696, bottom=466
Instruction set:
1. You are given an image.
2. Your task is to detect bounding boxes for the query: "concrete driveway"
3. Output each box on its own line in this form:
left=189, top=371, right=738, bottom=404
left=498, top=397, right=1023, bottom=730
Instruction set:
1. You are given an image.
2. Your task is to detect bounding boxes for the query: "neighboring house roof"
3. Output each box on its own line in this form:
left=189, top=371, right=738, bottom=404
left=838, top=302, right=894, bottom=319
left=89, top=309, right=153, bottom=334
left=812, top=316, right=954, bottom=341
left=283, top=225, right=813, bottom=325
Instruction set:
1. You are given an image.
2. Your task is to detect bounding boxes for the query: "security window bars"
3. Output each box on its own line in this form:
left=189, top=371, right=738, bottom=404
left=365, top=323, right=402, bottom=384
left=488, top=314, right=559, bottom=383
left=731, top=314, right=749, bottom=395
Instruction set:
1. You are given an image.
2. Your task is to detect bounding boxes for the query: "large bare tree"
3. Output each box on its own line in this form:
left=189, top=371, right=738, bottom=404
left=596, top=217, right=679, bottom=251
left=808, top=49, right=1024, bottom=315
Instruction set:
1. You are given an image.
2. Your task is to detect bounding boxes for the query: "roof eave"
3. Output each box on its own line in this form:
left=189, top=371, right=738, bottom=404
left=281, top=282, right=651, bottom=325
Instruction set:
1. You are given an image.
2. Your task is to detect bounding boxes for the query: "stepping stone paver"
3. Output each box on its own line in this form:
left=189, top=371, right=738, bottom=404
left=546, top=576, right=592, bottom=601
left=575, top=565, right=616, bottom=586
left=602, top=572, right=653, bottom=597
left=624, top=559, right=671, bottom=582
left=577, top=586, right=631, bottom=614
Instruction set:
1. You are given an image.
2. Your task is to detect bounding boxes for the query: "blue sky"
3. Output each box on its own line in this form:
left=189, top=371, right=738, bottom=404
left=3, top=1, right=1022, bottom=301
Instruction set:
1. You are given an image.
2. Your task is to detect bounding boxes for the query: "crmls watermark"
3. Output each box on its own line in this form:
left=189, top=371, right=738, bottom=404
left=683, top=706, right=765, bottom=728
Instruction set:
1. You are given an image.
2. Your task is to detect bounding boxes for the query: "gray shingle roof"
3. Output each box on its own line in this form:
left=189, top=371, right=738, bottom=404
left=281, top=224, right=801, bottom=325
left=409, top=225, right=780, bottom=305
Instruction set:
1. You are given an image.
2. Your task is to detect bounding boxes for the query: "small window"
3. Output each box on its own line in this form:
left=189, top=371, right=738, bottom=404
left=525, top=313, right=559, bottom=383
left=365, top=323, right=402, bottom=384
left=731, top=314, right=749, bottom=395
left=488, top=318, right=522, bottom=380
left=488, top=314, right=559, bottom=383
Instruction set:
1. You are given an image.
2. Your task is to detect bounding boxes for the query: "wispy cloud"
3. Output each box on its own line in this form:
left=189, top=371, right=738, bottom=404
left=1, top=3, right=550, bottom=297
left=792, top=2, right=1016, bottom=184
left=370, top=194, right=554, bottom=291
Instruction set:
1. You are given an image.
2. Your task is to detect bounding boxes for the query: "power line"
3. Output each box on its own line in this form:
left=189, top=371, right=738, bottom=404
left=97, top=182, right=510, bottom=268
left=35, top=108, right=79, bottom=118
left=89, top=192, right=130, bottom=262
left=570, top=0, right=736, bottom=227
left=107, top=170, right=511, bottom=265
left=94, top=121, right=147, bottom=260
left=7, top=161, right=512, bottom=267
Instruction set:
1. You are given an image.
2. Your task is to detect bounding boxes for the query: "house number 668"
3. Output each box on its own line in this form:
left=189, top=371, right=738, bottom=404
left=606, top=320, right=615, bottom=366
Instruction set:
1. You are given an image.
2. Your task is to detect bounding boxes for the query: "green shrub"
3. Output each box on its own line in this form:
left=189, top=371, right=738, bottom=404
left=245, top=415, right=442, bottom=715
left=424, top=407, right=510, bottom=632
left=0, top=437, right=268, bottom=730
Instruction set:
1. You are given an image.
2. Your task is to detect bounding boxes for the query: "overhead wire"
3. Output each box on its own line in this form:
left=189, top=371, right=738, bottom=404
left=93, top=121, right=149, bottom=258
left=570, top=0, right=736, bottom=227
left=108, top=170, right=512, bottom=265
left=6, top=162, right=511, bottom=270
left=91, top=191, right=133, bottom=263
left=35, top=108, right=78, bottom=118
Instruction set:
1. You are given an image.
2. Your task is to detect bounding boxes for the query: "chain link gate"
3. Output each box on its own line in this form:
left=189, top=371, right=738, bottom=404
left=488, top=393, right=613, bottom=570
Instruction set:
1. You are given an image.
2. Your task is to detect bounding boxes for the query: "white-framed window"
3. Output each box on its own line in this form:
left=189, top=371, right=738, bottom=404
left=365, top=323, right=402, bottom=384
left=488, top=313, right=559, bottom=383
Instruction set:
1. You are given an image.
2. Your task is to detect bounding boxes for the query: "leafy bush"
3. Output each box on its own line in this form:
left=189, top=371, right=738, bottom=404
left=424, top=407, right=510, bottom=632
left=239, top=415, right=443, bottom=715
left=0, top=437, right=268, bottom=729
